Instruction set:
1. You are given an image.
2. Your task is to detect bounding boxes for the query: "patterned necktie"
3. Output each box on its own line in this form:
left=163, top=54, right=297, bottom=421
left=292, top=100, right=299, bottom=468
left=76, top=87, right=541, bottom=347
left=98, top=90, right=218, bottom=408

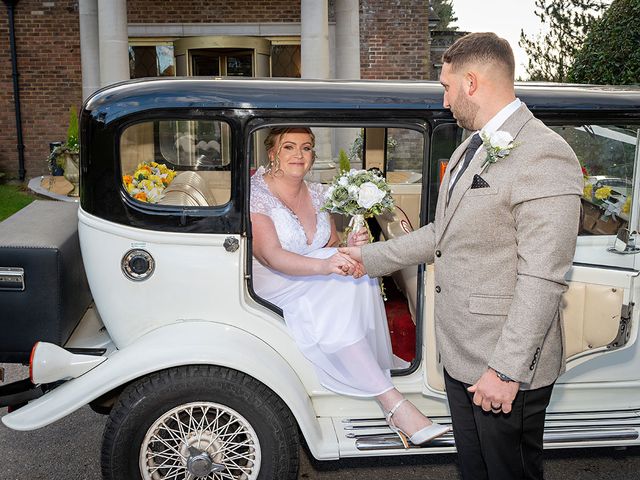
left=448, top=133, right=483, bottom=203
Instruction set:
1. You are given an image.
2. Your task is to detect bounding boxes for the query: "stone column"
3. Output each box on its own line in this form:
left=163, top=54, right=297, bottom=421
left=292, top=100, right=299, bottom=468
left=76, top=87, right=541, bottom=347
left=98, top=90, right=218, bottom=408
left=301, top=0, right=333, bottom=180
left=301, top=0, right=330, bottom=80
left=335, top=0, right=361, bottom=168
left=98, top=0, right=130, bottom=87
left=79, top=0, right=100, bottom=100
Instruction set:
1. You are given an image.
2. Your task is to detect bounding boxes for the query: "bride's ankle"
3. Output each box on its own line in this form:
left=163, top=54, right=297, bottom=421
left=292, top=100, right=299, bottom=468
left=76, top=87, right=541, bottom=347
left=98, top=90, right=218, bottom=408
left=389, top=400, right=432, bottom=434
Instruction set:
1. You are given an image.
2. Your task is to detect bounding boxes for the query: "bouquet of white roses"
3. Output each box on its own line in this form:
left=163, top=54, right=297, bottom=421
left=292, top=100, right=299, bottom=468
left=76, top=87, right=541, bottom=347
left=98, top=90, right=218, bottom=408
left=322, top=168, right=395, bottom=239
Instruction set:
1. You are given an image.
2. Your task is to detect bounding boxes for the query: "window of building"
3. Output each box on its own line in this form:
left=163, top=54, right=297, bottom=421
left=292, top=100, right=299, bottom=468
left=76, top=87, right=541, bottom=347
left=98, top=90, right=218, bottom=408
left=269, top=38, right=301, bottom=78
left=129, top=41, right=176, bottom=78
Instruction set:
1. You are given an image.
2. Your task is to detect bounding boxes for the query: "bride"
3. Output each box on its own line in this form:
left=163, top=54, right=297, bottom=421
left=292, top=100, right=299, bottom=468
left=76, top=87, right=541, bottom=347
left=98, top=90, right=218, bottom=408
left=250, top=127, right=449, bottom=446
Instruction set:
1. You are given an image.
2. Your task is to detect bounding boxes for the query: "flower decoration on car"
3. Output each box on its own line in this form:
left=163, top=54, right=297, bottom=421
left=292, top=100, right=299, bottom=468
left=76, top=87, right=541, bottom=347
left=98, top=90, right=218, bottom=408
left=582, top=174, right=630, bottom=221
left=122, top=161, right=177, bottom=203
left=480, top=130, right=516, bottom=172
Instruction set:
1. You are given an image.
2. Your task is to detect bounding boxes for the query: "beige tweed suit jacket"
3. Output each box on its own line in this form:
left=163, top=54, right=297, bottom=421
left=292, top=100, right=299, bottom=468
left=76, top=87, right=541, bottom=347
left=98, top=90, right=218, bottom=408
left=362, top=104, right=583, bottom=390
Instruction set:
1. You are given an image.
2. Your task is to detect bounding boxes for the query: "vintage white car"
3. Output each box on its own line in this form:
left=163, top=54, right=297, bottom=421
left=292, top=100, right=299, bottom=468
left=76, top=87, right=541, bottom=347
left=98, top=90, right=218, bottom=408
left=1, top=78, right=640, bottom=480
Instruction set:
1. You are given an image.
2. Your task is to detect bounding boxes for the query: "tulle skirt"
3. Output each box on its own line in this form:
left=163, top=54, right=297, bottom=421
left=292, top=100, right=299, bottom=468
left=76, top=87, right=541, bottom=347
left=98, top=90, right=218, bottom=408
left=253, top=247, right=398, bottom=397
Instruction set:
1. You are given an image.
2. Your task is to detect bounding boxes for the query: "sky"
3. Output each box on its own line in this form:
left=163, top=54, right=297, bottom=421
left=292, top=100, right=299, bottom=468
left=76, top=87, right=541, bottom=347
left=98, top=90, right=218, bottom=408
left=450, top=0, right=547, bottom=80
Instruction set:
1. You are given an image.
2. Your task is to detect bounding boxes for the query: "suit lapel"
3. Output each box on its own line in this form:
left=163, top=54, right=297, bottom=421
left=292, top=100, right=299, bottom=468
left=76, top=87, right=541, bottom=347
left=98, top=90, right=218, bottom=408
left=436, top=104, right=535, bottom=244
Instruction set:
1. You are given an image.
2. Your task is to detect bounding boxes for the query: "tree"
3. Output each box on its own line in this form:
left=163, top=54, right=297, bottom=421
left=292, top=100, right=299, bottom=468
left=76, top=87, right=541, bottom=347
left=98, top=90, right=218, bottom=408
left=430, top=0, right=458, bottom=31
left=568, top=0, right=640, bottom=84
left=519, top=0, right=610, bottom=82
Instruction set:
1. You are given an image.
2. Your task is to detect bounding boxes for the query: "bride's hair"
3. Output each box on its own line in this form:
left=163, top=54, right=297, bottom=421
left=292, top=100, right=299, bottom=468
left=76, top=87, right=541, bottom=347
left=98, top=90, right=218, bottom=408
left=264, top=127, right=316, bottom=175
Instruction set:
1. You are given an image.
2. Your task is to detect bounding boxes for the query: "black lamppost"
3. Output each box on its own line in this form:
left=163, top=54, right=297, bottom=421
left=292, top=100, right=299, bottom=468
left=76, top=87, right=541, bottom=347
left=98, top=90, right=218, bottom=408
left=3, top=0, right=25, bottom=181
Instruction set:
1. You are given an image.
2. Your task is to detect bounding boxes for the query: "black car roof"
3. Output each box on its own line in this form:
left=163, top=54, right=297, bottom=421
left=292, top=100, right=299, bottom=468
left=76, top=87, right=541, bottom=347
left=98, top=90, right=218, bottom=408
left=84, top=77, right=640, bottom=124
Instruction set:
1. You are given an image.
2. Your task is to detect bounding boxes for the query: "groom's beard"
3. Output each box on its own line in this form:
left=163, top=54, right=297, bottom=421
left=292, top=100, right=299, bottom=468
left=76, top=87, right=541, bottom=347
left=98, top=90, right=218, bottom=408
left=451, top=90, right=479, bottom=131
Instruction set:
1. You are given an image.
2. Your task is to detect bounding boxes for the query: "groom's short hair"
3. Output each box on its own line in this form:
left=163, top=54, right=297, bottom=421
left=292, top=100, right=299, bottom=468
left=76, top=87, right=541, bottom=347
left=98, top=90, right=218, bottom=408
left=443, top=32, right=515, bottom=80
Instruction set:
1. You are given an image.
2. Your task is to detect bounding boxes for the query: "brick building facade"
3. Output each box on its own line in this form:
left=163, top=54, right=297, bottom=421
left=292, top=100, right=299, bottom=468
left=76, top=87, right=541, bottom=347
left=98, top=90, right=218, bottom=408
left=0, top=0, right=436, bottom=179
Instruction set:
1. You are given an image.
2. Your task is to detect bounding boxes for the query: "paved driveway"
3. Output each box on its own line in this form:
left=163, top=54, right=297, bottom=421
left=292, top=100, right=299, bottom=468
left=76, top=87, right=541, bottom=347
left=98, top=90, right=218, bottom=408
left=2, top=363, right=640, bottom=480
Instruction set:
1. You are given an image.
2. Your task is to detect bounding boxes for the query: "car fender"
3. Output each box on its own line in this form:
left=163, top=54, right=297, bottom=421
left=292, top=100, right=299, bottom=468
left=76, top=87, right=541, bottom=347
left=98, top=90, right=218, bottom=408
left=2, top=321, right=338, bottom=459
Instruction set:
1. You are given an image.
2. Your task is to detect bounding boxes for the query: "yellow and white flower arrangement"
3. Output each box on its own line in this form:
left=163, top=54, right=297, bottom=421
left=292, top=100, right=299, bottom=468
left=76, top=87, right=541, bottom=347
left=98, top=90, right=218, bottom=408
left=122, top=161, right=177, bottom=203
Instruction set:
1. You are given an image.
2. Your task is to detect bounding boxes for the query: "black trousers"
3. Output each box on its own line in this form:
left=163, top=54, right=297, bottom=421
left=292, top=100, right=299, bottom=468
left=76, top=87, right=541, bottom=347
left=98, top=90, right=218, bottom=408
left=444, top=369, right=554, bottom=480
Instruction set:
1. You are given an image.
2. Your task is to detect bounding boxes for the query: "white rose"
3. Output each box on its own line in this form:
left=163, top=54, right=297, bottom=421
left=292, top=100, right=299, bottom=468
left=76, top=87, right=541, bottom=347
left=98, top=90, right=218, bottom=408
left=347, top=184, right=359, bottom=197
left=357, top=182, right=386, bottom=209
left=489, top=130, right=513, bottom=153
left=338, top=176, right=349, bottom=186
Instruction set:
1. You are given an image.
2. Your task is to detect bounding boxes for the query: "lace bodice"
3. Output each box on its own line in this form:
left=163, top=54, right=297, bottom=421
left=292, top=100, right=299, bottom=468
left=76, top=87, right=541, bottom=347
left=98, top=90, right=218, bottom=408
left=250, top=166, right=331, bottom=255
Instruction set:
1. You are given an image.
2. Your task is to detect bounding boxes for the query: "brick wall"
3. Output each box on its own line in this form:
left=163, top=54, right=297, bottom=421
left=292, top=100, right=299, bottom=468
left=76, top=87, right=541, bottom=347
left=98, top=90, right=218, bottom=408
left=360, top=0, right=430, bottom=80
left=0, top=0, right=429, bottom=179
left=127, top=0, right=303, bottom=23
left=0, top=0, right=82, bottom=180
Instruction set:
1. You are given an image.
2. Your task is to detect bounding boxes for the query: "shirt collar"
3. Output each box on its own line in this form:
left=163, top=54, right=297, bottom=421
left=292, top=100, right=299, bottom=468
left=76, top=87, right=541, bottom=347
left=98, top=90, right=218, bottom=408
left=480, top=98, right=522, bottom=136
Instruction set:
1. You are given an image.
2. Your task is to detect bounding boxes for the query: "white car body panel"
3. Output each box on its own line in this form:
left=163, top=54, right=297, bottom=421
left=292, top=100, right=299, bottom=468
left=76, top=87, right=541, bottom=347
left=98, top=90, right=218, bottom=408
left=1, top=321, right=340, bottom=460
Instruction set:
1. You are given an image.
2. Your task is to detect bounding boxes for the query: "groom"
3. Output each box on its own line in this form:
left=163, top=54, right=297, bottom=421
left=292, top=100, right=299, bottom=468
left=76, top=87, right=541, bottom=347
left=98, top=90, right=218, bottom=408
left=342, top=33, right=583, bottom=479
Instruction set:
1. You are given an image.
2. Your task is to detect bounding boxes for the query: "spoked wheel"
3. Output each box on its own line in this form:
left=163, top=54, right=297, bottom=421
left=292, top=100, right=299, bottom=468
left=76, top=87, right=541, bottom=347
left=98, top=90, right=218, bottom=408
left=140, top=401, right=261, bottom=479
left=101, top=365, right=299, bottom=480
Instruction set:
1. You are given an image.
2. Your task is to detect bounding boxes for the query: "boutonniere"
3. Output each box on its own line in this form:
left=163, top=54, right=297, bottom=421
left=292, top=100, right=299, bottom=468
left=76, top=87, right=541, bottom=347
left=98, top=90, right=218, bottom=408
left=480, top=130, right=517, bottom=172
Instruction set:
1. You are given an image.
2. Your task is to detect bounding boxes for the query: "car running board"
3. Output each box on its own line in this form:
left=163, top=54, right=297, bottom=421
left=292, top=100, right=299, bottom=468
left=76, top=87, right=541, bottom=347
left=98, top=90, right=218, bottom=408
left=337, top=415, right=640, bottom=453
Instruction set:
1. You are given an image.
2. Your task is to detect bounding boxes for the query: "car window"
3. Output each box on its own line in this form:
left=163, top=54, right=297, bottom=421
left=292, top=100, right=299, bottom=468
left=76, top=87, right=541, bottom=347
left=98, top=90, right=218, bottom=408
left=552, top=125, right=639, bottom=236
left=120, top=119, right=231, bottom=206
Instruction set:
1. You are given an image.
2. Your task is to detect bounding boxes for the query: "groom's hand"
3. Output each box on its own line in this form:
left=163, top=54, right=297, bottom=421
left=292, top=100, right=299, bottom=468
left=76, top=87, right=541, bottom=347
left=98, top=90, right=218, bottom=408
left=467, top=368, right=519, bottom=414
left=339, top=246, right=362, bottom=262
left=338, top=247, right=366, bottom=278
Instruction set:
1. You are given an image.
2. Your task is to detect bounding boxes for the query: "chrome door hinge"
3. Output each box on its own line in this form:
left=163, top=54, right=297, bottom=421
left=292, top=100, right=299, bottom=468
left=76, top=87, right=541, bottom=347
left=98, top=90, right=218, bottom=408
left=608, top=302, right=634, bottom=350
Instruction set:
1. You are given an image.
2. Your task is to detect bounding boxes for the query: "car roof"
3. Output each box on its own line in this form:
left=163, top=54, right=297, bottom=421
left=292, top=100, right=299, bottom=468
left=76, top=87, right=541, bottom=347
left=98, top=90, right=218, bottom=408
left=84, top=77, right=640, bottom=125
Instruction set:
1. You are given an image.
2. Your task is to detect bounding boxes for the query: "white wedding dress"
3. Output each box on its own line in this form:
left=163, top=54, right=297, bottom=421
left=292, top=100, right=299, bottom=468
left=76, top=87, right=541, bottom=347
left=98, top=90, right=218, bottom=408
left=251, top=167, right=400, bottom=397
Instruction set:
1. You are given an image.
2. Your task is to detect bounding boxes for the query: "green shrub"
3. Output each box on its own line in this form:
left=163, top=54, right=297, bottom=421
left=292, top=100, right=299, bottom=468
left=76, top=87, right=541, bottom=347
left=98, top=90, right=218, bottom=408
left=568, top=0, right=640, bottom=85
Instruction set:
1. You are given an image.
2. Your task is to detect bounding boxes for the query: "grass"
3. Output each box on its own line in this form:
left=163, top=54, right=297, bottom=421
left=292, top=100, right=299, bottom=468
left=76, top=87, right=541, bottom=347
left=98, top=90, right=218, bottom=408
left=0, top=184, right=36, bottom=222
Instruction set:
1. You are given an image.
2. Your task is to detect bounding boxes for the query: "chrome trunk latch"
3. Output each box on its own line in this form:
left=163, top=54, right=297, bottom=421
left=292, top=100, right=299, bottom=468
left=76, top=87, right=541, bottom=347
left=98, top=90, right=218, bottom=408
left=223, top=237, right=239, bottom=252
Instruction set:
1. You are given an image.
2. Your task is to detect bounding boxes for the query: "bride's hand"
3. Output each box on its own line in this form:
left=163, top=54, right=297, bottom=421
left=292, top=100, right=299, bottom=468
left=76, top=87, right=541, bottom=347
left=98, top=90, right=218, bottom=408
left=347, top=227, right=369, bottom=247
left=324, top=252, right=359, bottom=276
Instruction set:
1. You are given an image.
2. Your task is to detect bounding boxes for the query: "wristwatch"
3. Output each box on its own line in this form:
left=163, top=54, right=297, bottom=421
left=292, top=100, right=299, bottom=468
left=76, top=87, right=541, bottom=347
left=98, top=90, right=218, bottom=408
left=495, top=370, right=514, bottom=383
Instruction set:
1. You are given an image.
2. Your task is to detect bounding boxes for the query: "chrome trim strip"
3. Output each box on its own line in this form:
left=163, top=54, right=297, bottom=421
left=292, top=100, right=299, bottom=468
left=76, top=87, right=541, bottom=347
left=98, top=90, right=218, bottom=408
left=353, top=427, right=639, bottom=451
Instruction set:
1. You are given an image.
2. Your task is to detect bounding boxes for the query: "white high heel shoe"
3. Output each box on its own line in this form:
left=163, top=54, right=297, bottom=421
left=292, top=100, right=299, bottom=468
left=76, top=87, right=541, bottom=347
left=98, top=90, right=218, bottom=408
left=385, top=398, right=451, bottom=448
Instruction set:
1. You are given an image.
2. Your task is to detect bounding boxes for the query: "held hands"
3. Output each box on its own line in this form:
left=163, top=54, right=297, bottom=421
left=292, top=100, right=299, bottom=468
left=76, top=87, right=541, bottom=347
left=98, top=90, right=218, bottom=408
left=324, top=251, right=363, bottom=277
left=467, top=368, right=520, bottom=415
left=337, top=246, right=366, bottom=279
